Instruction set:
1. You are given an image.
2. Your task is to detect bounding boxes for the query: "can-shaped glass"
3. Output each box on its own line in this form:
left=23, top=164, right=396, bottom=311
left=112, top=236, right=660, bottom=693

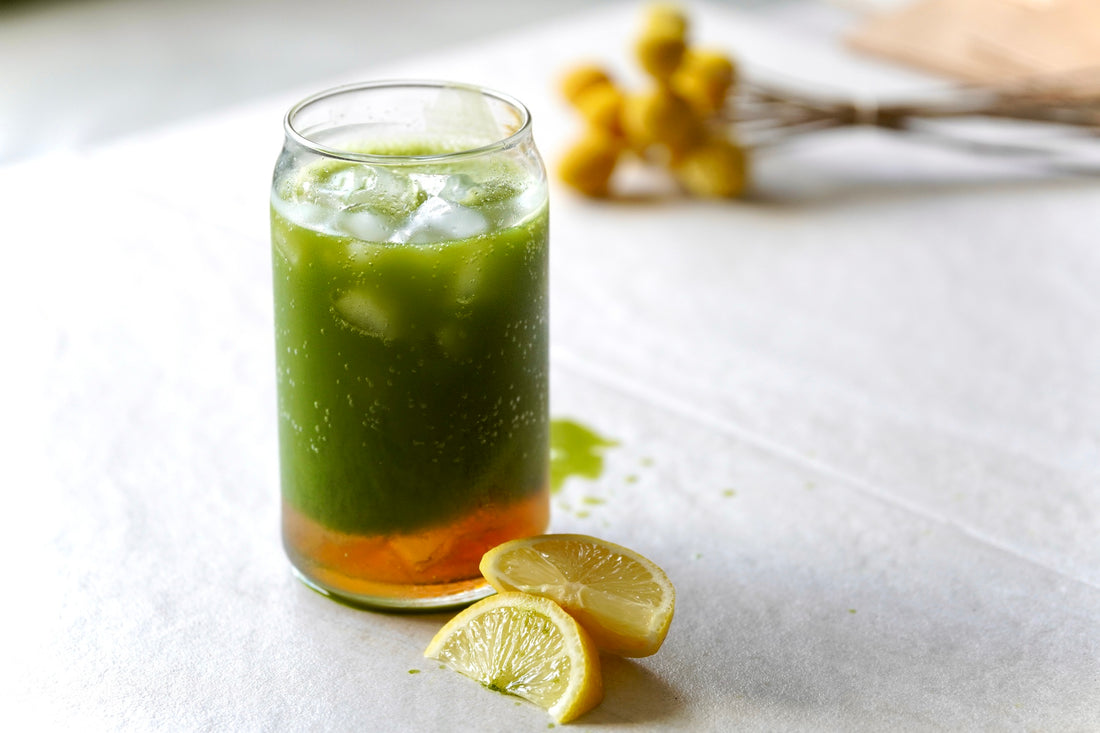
left=270, top=81, right=550, bottom=610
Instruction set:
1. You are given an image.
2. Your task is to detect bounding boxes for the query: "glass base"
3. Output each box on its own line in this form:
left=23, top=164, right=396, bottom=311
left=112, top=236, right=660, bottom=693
left=280, top=491, right=548, bottom=612
left=290, top=565, right=495, bottom=612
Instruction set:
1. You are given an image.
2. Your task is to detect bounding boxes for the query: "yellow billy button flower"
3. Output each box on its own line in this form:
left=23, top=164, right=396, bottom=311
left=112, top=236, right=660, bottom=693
left=643, top=2, right=689, bottom=39
left=558, top=128, right=623, bottom=197
left=575, top=83, right=625, bottom=134
left=424, top=592, right=604, bottom=724
left=672, top=136, right=749, bottom=198
left=559, top=64, right=615, bottom=107
left=673, top=48, right=737, bottom=115
left=621, top=87, right=703, bottom=160
left=634, top=26, right=687, bottom=82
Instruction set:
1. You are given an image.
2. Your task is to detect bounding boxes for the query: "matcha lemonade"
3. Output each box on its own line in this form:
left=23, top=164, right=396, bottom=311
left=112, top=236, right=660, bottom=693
left=271, top=83, right=550, bottom=609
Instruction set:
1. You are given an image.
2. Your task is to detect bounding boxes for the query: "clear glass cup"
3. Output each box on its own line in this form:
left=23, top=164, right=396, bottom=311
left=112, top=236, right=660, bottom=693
left=269, top=81, right=550, bottom=610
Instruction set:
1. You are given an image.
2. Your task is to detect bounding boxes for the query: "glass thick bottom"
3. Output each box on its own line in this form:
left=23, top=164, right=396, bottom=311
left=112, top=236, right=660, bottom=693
left=282, top=489, right=549, bottom=611
left=289, top=564, right=495, bottom=611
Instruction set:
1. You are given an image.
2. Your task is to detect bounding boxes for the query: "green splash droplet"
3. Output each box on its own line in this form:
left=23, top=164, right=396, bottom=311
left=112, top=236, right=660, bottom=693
left=549, top=419, right=618, bottom=493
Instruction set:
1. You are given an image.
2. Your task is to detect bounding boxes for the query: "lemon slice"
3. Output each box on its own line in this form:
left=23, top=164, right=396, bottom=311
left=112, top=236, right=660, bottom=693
left=424, top=592, right=603, bottom=724
left=480, top=534, right=675, bottom=658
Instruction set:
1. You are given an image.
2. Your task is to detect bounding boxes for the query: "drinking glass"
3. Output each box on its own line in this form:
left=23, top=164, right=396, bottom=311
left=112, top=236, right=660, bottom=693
left=270, top=81, right=549, bottom=610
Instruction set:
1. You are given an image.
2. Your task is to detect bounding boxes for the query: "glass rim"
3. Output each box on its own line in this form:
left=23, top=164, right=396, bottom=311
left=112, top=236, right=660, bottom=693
left=283, top=79, right=533, bottom=164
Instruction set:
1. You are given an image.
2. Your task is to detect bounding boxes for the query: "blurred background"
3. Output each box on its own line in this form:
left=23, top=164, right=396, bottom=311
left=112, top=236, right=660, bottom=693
left=0, top=0, right=590, bottom=163
left=6, top=0, right=1092, bottom=168
left=1, top=0, right=916, bottom=166
left=0, top=0, right=659, bottom=164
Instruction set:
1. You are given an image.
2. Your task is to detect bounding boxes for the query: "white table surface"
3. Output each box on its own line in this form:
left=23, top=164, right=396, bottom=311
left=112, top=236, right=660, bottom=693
left=3, top=2, right=1098, bottom=730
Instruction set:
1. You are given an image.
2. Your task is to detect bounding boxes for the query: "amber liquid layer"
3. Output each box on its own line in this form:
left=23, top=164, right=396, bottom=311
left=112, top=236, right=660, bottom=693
left=283, top=488, right=549, bottom=609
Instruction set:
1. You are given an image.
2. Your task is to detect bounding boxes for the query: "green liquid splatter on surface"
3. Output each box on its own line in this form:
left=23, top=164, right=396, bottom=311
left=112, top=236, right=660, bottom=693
left=722, top=489, right=736, bottom=498
left=408, top=669, right=421, bottom=674
left=549, top=419, right=618, bottom=493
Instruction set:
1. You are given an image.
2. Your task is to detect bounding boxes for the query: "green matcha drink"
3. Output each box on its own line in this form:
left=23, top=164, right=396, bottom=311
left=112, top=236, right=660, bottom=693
left=270, top=82, right=550, bottom=610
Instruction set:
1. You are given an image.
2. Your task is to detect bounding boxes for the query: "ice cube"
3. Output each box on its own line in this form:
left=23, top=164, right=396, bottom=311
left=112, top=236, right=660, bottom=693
left=272, top=184, right=328, bottom=226
left=333, top=290, right=395, bottom=341
left=452, top=256, right=482, bottom=305
left=271, top=195, right=333, bottom=254
left=297, top=164, right=364, bottom=209
left=295, top=161, right=426, bottom=224
left=335, top=208, right=390, bottom=242
left=438, top=173, right=518, bottom=208
left=393, top=196, right=488, bottom=245
left=345, top=166, right=427, bottom=221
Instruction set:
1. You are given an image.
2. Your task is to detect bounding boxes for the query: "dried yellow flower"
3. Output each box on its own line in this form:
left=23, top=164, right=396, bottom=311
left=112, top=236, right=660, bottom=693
left=556, top=4, right=753, bottom=199
left=673, top=49, right=737, bottom=115
left=560, top=65, right=615, bottom=107
left=620, top=88, right=703, bottom=158
left=672, top=136, right=748, bottom=198
left=634, top=28, right=686, bottom=82
left=643, top=3, right=688, bottom=39
left=558, top=129, right=623, bottom=197
left=575, top=84, right=625, bottom=134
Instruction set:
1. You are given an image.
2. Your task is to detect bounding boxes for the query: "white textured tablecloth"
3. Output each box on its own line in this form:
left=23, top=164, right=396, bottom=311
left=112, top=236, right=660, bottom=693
left=2, top=2, right=1097, bottom=730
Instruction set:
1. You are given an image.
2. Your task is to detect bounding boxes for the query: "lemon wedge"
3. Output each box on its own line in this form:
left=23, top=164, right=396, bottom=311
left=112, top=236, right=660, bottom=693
left=424, top=592, right=603, bottom=724
left=480, top=534, right=675, bottom=658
